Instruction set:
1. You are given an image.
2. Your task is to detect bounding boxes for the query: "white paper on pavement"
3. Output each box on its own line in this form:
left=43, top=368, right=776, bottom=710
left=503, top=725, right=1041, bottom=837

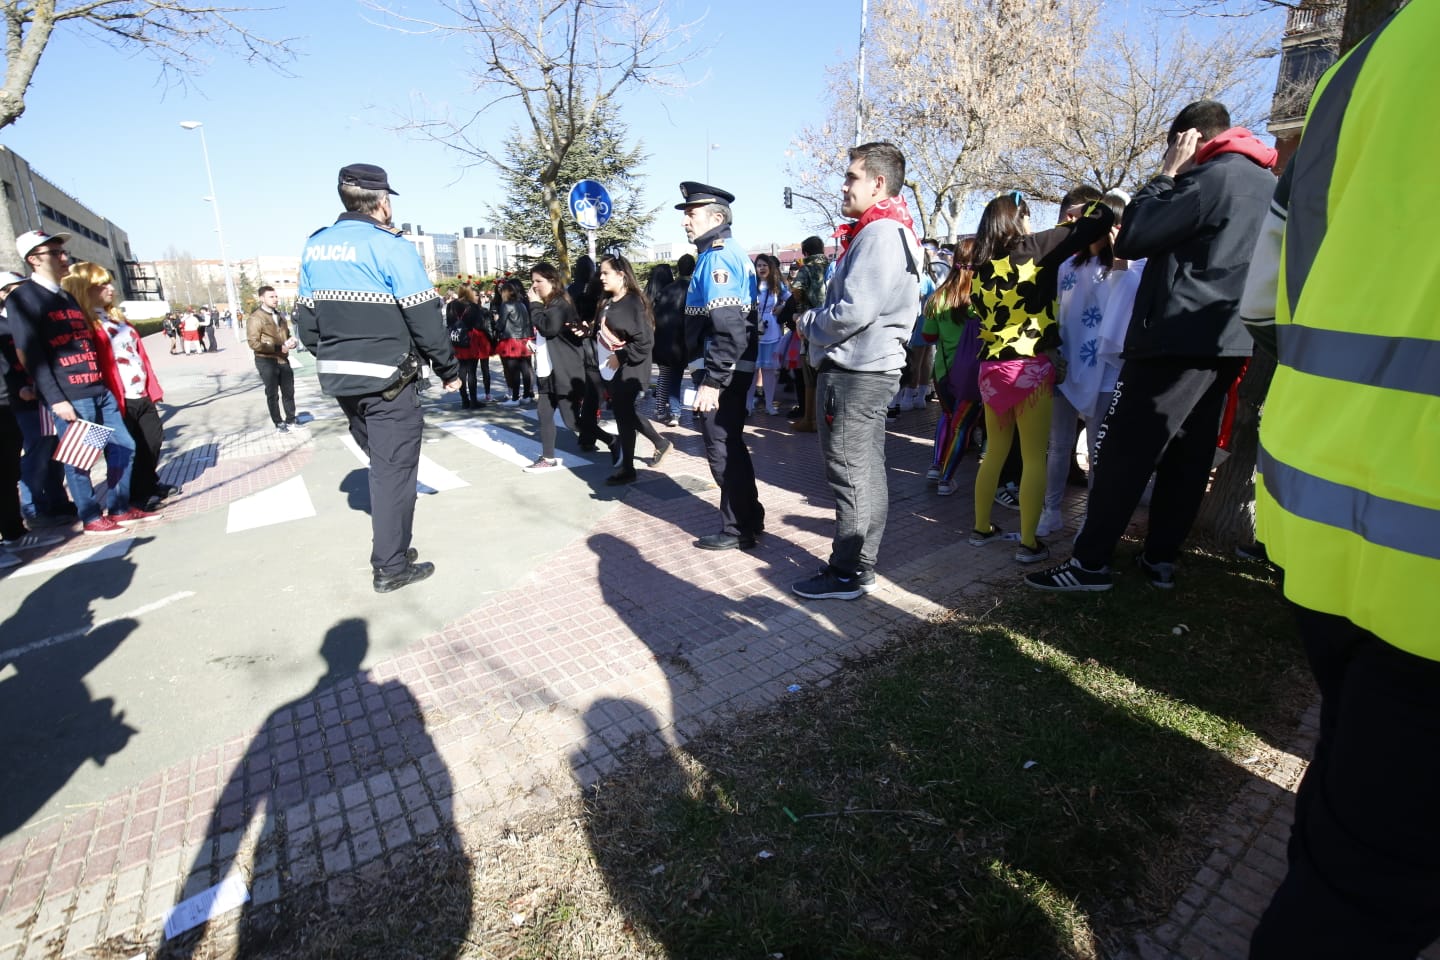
left=162, top=875, right=250, bottom=940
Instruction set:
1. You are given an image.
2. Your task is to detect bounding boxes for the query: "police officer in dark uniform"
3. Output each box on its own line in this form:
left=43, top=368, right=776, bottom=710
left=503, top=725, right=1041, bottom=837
left=677, top=182, right=764, bottom=550
left=295, top=163, right=460, bottom=593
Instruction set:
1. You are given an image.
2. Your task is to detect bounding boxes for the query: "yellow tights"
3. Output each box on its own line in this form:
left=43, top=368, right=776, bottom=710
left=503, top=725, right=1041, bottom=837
left=973, top=389, right=1053, bottom=549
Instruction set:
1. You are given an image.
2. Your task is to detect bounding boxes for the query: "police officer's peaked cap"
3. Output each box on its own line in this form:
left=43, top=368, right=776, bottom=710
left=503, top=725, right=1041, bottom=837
left=338, top=163, right=399, bottom=196
left=675, top=181, right=735, bottom=209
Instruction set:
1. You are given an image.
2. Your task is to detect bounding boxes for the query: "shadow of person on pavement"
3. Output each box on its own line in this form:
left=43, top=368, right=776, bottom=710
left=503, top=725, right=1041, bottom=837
left=0, top=555, right=141, bottom=837
left=568, top=697, right=696, bottom=951
left=338, top=468, right=371, bottom=515
left=161, top=618, right=471, bottom=958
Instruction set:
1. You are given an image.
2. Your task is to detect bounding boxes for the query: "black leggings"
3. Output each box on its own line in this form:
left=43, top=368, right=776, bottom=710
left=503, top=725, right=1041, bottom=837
left=610, top=380, right=663, bottom=472
left=536, top=385, right=615, bottom=459
left=501, top=356, right=534, bottom=400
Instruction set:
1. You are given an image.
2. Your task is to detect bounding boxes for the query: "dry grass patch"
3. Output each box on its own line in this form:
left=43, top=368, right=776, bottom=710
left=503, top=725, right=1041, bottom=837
left=152, top=547, right=1312, bottom=959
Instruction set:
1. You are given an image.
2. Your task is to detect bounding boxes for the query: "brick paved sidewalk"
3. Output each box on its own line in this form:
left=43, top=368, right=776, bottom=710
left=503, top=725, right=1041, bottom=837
left=0, top=380, right=1391, bottom=959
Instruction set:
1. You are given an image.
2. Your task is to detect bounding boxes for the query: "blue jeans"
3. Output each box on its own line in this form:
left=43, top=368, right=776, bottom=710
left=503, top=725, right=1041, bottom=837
left=816, top=367, right=899, bottom=575
left=13, top=407, right=68, bottom=518
left=60, top=393, right=135, bottom=522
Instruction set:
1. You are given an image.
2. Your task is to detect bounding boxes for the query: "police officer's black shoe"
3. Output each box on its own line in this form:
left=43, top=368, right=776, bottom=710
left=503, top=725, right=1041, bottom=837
left=695, top=532, right=759, bottom=551
left=373, top=561, right=435, bottom=594
left=606, top=469, right=638, bottom=486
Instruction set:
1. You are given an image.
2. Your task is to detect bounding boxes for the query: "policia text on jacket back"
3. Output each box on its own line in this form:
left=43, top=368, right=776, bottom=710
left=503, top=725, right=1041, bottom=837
left=295, top=163, right=460, bottom=595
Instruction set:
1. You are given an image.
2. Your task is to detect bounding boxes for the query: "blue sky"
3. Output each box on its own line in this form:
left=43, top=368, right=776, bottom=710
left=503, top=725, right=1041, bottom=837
left=1, top=1, right=1283, bottom=264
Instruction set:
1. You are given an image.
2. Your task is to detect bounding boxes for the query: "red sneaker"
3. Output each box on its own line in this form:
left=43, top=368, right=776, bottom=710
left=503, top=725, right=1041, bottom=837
left=110, top=507, right=158, bottom=527
left=82, top=516, right=125, bottom=535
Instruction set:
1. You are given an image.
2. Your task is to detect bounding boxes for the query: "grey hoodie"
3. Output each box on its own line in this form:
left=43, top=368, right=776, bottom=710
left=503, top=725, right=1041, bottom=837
left=800, top=215, right=922, bottom=372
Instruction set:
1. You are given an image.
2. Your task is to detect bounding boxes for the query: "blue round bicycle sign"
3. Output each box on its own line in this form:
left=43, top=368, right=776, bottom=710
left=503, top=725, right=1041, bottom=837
left=568, top=179, right=613, bottom=230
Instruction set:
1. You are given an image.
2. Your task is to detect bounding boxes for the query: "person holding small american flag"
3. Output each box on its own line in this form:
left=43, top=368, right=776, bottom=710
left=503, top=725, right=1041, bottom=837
left=6, top=230, right=148, bottom=535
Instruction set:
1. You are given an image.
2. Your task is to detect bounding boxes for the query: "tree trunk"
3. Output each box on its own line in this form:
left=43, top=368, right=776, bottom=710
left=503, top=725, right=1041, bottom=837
left=0, top=198, right=22, bottom=273
left=540, top=179, right=570, bottom=280
left=1341, top=0, right=1406, bottom=53
left=1195, top=350, right=1274, bottom=547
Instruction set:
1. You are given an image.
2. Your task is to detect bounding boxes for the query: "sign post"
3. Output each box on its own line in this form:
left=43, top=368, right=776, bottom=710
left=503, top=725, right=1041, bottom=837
left=567, top=179, right=613, bottom=265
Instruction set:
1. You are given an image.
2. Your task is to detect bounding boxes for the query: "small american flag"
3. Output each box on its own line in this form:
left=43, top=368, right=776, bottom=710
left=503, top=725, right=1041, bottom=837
left=53, top=418, right=114, bottom=471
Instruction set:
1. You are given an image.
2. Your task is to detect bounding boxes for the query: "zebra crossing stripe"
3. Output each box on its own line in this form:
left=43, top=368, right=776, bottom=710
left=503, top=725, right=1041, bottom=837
left=9, top=538, right=135, bottom=579
left=436, top=419, right=601, bottom=469
left=338, top=436, right=469, bottom=493
left=227, top=475, right=317, bottom=533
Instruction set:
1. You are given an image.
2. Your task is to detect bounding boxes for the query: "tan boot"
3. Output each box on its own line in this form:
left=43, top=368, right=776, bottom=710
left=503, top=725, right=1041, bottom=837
left=792, top=384, right=817, bottom=432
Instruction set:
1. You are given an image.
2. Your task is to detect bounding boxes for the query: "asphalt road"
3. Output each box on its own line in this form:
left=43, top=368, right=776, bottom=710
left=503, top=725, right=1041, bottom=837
left=0, top=337, right=629, bottom=840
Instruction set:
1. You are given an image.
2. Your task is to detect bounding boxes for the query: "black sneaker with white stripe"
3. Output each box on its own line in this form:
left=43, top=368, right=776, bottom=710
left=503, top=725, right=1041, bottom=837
left=1024, top=557, right=1113, bottom=592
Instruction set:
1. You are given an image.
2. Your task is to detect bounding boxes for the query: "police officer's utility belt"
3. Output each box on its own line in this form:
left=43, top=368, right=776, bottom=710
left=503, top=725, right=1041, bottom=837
left=381, top=353, right=421, bottom=401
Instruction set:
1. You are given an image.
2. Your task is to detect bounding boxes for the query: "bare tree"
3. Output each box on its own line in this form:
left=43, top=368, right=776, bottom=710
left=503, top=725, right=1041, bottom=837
left=792, top=0, right=1095, bottom=240
left=784, top=88, right=857, bottom=237
left=0, top=1, right=292, bottom=268
left=998, top=17, right=1274, bottom=202
left=370, top=0, right=700, bottom=280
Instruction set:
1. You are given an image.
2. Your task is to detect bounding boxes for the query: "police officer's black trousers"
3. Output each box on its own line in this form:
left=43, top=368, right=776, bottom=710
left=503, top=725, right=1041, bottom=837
left=697, top=371, right=763, bottom=538
left=338, top=382, right=423, bottom=575
left=1250, top=606, right=1440, bottom=958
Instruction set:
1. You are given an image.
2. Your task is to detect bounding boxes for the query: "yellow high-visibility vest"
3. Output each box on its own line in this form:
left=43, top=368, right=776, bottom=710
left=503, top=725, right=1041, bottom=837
left=1257, top=0, right=1440, bottom=657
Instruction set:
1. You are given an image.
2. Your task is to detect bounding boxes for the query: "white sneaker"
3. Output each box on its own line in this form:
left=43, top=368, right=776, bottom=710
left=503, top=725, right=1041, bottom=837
left=925, top=467, right=941, bottom=483
left=1036, top=508, right=1065, bottom=538
left=937, top=481, right=956, bottom=496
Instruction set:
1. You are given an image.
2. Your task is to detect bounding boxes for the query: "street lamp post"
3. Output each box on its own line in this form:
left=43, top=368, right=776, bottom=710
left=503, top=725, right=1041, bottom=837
left=856, top=0, right=868, bottom=145
left=705, top=129, right=719, bottom=182
left=179, top=121, right=242, bottom=343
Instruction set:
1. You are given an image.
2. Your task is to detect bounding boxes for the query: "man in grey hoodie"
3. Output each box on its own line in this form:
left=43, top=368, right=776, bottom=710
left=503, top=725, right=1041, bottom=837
left=793, top=141, right=923, bottom=600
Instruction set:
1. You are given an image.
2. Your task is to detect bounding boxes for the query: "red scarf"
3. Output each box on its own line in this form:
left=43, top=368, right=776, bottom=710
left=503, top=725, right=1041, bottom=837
left=1194, top=127, right=1278, bottom=170
left=832, top=194, right=916, bottom=261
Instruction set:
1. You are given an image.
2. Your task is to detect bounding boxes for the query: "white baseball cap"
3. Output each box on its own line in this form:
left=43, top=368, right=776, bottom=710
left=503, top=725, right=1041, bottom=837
left=15, top=229, right=70, bottom=261
left=0, top=271, right=25, bottom=290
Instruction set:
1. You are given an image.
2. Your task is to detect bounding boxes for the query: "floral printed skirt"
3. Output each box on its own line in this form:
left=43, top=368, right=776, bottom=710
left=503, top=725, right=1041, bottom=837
left=977, top=356, right=1054, bottom=415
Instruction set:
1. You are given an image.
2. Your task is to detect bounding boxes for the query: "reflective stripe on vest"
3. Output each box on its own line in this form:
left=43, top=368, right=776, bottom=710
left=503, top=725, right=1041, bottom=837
left=1278, top=325, right=1440, bottom=398
left=1259, top=444, right=1440, bottom=562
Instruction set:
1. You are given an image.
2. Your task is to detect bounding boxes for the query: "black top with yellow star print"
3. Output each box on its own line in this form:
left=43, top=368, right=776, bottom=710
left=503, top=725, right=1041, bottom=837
left=971, top=204, right=1115, bottom=361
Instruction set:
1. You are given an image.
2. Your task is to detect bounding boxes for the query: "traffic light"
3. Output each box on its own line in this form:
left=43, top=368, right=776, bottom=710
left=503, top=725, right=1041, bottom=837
left=784, top=187, right=793, bottom=209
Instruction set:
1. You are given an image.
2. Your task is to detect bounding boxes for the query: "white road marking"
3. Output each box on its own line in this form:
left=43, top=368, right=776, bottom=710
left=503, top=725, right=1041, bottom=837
left=518, top=406, right=566, bottom=427
left=9, top=538, right=135, bottom=579
left=339, top=436, right=469, bottom=494
left=437, top=418, right=604, bottom=470
left=226, top=475, right=317, bottom=533
left=2, top=591, right=196, bottom=660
